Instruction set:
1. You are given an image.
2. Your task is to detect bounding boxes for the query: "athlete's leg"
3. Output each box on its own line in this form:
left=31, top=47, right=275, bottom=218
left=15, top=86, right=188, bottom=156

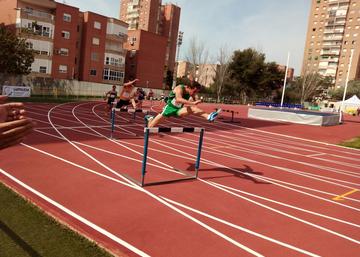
left=178, top=106, right=208, bottom=119
left=147, top=113, right=165, bottom=128
left=178, top=106, right=221, bottom=121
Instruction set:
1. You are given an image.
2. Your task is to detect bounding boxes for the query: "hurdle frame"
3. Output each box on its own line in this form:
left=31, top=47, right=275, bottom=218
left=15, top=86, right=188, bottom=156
left=110, top=108, right=149, bottom=138
left=140, top=127, right=205, bottom=187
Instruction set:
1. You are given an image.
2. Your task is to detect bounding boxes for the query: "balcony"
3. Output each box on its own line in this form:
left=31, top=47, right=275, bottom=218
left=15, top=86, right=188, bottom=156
left=323, top=35, right=343, bottom=41
left=320, top=49, right=340, bottom=55
left=19, top=8, right=54, bottom=24
left=106, top=33, right=127, bottom=42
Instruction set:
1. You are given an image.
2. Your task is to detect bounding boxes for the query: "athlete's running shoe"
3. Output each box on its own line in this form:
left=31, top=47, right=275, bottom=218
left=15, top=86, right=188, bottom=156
left=208, top=108, right=222, bottom=122
left=144, top=115, right=154, bottom=127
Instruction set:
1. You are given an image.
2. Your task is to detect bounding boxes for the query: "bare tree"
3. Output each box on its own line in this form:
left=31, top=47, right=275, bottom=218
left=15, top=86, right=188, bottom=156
left=300, top=72, right=332, bottom=104
left=212, top=45, right=231, bottom=102
left=185, top=37, right=209, bottom=82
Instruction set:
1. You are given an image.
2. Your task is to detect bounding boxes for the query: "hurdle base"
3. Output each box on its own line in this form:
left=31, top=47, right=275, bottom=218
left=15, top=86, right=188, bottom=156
left=222, top=120, right=241, bottom=123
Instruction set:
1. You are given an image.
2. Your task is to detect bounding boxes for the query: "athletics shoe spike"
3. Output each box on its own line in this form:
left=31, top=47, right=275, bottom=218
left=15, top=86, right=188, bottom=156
left=208, top=108, right=222, bottom=122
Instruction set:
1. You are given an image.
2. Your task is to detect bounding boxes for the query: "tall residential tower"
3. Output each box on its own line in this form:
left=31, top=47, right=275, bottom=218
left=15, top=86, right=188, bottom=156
left=302, top=0, right=360, bottom=87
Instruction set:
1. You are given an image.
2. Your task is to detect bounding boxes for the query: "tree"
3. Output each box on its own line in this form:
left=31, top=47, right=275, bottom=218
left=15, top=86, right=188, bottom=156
left=286, top=73, right=333, bottom=104
left=212, top=45, right=231, bottom=103
left=328, top=80, right=360, bottom=100
left=185, top=37, right=209, bottom=81
left=0, top=25, right=34, bottom=75
left=226, top=48, right=284, bottom=103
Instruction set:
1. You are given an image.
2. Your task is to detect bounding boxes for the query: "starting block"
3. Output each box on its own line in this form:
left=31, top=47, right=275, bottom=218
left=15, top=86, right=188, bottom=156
left=138, top=127, right=205, bottom=187
left=110, top=108, right=150, bottom=137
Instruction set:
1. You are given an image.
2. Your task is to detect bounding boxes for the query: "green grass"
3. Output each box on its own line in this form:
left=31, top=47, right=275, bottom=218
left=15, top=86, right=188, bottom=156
left=0, top=182, right=114, bottom=257
left=340, top=136, right=360, bottom=149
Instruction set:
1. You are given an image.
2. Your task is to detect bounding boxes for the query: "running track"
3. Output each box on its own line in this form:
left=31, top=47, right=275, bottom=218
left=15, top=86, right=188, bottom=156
left=0, top=101, right=359, bottom=257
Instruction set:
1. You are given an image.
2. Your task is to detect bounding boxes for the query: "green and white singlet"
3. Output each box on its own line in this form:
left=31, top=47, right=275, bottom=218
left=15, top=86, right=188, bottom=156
left=161, top=85, right=191, bottom=117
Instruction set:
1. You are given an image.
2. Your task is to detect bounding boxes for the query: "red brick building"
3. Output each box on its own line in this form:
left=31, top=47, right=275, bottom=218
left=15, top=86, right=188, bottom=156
left=52, top=2, right=79, bottom=80
left=120, top=0, right=180, bottom=88
left=0, top=0, right=128, bottom=86
left=125, top=30, right=167, bottom=89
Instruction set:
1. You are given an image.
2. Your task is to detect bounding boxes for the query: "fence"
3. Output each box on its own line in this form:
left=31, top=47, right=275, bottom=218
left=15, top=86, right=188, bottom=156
left=0, top=74, right=169, bottom=99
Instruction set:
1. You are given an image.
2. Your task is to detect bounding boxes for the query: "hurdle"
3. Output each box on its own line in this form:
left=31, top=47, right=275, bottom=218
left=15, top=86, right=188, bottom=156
left=139, top=127, right=205, bottom=187
left=110, top=108, right=149, bottom=137
left=218, top=109, right=240, bottom=123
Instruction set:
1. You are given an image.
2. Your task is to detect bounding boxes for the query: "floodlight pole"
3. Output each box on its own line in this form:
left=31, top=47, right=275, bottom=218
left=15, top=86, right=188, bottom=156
left=280, top=52, right=290, bottom=109
left=339, top=48, right=354, bottom=123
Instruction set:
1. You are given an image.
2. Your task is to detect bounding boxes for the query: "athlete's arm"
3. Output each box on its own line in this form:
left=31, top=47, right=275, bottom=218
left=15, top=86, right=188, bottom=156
left=174, top=86, right=200, bottom=105
left=123, top=78, right=139, bottom=87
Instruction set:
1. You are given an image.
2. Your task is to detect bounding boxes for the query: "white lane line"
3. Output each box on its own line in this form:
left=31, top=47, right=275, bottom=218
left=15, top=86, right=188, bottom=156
left=0, top=168, right=150, bottom=257
left=181, top=113, right=360, bottom=155
left=202, top=180, right=360, bottom=245
left=147, top=136, right=360, bottom=210
left=46, top=102, right=264, bottom=256
left=204, top=132, right=360, bottom=178
left=306, top=153, right=327, bottom=158
left=162, top=197, right=321, bottom=257
left=209, top=182, right=360, bottom=228
left=156, top=114, right=360, bottom=178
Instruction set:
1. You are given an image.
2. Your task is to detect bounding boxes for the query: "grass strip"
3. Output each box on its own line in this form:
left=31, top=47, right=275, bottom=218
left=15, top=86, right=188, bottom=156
left=0, top=182, right=114, bottom=257
left=339, top=136, right=360, bottom=149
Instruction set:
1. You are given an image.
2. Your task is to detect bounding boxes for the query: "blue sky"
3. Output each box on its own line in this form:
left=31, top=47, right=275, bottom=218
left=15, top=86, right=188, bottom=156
left=64, top=0, right=311, bottom=75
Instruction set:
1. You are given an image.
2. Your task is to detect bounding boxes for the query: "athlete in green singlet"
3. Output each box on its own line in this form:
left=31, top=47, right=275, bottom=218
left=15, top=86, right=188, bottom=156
left=145, top=81, right=221, bottom=128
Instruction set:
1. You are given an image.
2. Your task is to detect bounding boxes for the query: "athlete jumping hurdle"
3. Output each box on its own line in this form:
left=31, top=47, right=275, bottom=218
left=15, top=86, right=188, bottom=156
left=115, top=78, right=139, bottom=110
left=145, top=80, right=221, bottom=127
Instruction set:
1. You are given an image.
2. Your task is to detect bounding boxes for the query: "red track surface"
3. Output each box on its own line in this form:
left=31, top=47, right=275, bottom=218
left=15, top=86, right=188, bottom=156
left=0, top=101, right=359, bottom=257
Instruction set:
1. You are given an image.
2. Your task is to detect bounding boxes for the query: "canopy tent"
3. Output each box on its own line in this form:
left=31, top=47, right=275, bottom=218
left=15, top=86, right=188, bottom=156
left=334, top=95, right=360, bottom=111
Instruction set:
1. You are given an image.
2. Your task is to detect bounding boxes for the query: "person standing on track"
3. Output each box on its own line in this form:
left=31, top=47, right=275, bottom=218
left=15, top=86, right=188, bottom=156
left=115, top=78, right=139, bottom=110
left=104, top=85, right=117, bottom=113
left=144, top=80, right=221, bottom=128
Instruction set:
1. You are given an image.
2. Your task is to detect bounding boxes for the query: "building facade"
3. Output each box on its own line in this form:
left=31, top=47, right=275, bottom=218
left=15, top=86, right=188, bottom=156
left=119, top=0, right=180, bottom=88
left=0, top=0, right=128, bottom=86
left=124, top=29, right=167, bottom=89
left=302, top=0, right=360, bottom=87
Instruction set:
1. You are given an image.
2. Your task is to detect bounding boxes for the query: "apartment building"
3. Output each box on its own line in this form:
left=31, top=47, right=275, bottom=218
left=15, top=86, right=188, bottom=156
left=0, top=0, right=128, bottom=85
left=302, top=0, right=360, bottom=87
left=161, top=4, right=181, bottom=72
left=120, top=0, right=180, bottom=88
left=124, top=30, right=167, bottom=89
left=119, top=0, right=161, bottom=33
left=52, top=2, right=79, bottom=80
left=0, top=0, right=57, bottom=77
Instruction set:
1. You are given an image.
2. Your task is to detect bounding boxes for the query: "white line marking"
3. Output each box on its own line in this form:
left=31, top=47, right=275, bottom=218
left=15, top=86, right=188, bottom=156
left=0, top=168, right=150, bottom=257
left=162, top=197, right=321, bottom=257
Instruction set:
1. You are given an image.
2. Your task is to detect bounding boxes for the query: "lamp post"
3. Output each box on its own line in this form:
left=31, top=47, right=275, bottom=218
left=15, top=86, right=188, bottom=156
left=339, top=48, right=354, bottom=123
left=172, top=31, right=184, bottom=89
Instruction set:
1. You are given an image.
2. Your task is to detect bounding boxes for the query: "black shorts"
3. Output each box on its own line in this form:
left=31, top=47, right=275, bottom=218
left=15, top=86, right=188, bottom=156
left=116, top=99, right=130, bottom=108
left=107, top=98, right=115, bottom=106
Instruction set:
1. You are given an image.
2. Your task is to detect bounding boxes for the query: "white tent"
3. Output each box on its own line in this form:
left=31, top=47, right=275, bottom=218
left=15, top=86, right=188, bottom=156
left=335, top=95, right=360, bottom=111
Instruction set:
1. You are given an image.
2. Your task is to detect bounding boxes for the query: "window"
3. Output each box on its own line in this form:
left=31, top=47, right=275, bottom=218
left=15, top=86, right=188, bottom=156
left=90, top=69, right=97, bottom=76
left=59, top=48, right=69, bottom=56
left=59, top=65, right=68, bottom=73
left=62, top=31, right=70, bottom=39
left=92, top=37, right=100, bottom=45
left=39, top=66, right=47, bottom=73
left=91, top=52, right=99, bottom=61
left=63, top=13, right=71, bottom=22
left=94, top=21, right=101, bottom=29
left=103, top=68, right=124, bottom=81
